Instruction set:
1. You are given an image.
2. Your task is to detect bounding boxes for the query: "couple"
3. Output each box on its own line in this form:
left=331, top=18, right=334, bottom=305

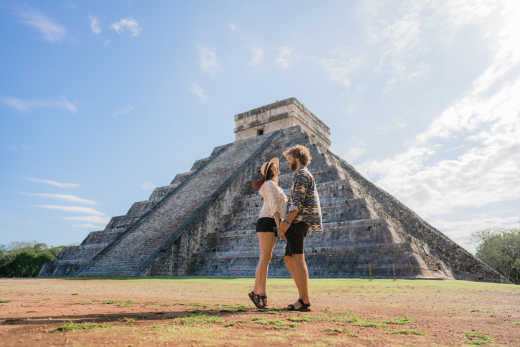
left=248, top=144, right=323, bottom=311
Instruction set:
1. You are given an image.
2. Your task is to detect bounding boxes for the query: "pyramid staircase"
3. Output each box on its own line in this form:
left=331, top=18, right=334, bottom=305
left=40, top=124, right=509, bottom=283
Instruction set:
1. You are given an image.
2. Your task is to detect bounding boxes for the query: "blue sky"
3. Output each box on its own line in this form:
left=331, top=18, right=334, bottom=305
left=1, top=1, right=519, bottom=254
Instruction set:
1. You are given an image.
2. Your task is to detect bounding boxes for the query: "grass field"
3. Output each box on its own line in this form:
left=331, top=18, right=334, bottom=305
left=0, top=277, right=519, bottom=346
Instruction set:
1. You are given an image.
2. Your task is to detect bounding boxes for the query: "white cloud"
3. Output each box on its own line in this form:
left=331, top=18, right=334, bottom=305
left=72, top=223, right=104, bottom=229
left=197, top=45, right=218, bottom=73
left=228, top=23, right=236, bottom=31
left=1, top=96, right=77, bottom=113
left=189, top=83, right=207, bottom=102
left=343, top=145, right=366, bottom=163
left=64, top=215, right=110, bottom=225
left=18, top=7, right=66, bottom=43
left=22, top=192, right=96, bottom=205
left=433, top=214, right=520, bottom=254
left=26, top=177, right=80, bottom=188
left=112, top=105, right=134, bottom=118
left=89, top=15, right=101, bottom=34
left=141, top=181, right=157, bottom=191
left=35, top=205, right=105, bottom=216
left=276, top=46, right=293, bottom=69
left=318, top=49, right=361, bottom=88
left=356, top=0, right=520, bottom=233
left=248, top=47, right=264, bottom=67
left=111, top=17, right=141, bottom=37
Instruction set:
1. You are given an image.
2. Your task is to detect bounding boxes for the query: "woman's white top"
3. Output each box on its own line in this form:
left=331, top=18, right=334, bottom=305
left=258, top=180, right=288, bottom=219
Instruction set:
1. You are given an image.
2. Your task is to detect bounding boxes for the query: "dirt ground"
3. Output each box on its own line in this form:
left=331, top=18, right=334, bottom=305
left=0, top=277, right=519, bottom=346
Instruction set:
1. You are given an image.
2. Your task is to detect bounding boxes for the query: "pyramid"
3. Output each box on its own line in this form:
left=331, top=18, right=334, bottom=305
left=39, top=98, right=509, bottom=283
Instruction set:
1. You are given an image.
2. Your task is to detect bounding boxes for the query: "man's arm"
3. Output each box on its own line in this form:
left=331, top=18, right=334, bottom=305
left=279, top=172, right=308, bottom=234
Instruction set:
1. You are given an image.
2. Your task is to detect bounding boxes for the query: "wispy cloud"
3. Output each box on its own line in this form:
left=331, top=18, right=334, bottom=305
left=356, top=0, right=520, bottom=229
left=17, top=6, right=66, bottom=43
left=432, top=214, right=520, bottom=254
left=89, top=15, right=101, bottom=34
left=189, top=83, right=207, bottom=102
left=112, top=105, right=134, bottom=118
left=111, top=17, right=141, bottom=37
left=317, top=48, right=361, bottom=88
left=64, top=215, right=110, bottom=225
left=342, top=143, right=366, bottom=163
left=228, top=23, right=236, bottom=31
left=276, top=46, right=293, bottom=69
left=72, top=223, right=105, bottom=229
left=26, top=177, right=80, bottom=188
left=34, top=205, right=104, bottom=216
left=248, top=47, right=264, bottom=67
left=1, top=96, right=77, bottom=113
left=141, top=181, right=157, bottom=191
left=197, top=45, right=218, bottom=73
left=21, top=192, right=96, bottom=205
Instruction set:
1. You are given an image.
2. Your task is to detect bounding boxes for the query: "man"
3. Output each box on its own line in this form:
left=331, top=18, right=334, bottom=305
left=278, top=144, right=323, bottom=311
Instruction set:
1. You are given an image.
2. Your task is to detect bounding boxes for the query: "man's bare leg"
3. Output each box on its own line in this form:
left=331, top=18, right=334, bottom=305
left=284, top=254, right=310, bottom=307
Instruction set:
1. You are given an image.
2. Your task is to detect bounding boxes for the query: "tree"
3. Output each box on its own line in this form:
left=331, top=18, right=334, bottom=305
left=472, top=227, right=520, bottom=284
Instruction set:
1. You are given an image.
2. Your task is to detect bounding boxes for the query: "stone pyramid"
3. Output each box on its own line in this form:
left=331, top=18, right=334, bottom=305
left=39, top=98, right=508, bottom=283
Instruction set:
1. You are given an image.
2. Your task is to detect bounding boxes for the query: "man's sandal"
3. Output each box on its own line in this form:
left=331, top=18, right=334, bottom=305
left=248, top=291, right=266, bottom=309
left=287, top=298, right=311, bottom=312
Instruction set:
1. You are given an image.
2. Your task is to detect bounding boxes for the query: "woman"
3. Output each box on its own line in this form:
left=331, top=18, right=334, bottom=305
left=248, top=157, right=287, bottom=309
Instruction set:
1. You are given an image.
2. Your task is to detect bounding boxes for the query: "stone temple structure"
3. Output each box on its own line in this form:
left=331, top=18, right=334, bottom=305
left=39, top=97, right=508, bottom=283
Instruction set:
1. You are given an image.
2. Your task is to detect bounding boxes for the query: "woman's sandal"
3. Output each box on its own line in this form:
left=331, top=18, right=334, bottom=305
left=248, top=291, right=266, bottom=309
left=287, top=298, right=311, bottom=312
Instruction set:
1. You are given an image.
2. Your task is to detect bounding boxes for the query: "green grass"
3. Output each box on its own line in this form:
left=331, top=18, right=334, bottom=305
left=287, top=315, right=323, bottom=322
left=470, top=308, right=490, bottom=313
left=214, top=303, right=248, bottom=312
left=171, top=313, right=224, bottom=326
left=390, top=329, right=426, bottom=336
left=0, top=299, right=10, bottom=303
left=352, top=319, right=386, bottom=328
left=91, top=299, right=133, bottom=307
left=53, top=321, right=107, bottom=333
left=251, top=317, right=299, bottom=329
left=464, top=330, right=491, bottom=345
left=324, top=327, right=357, bottom=336
left=224, top=319, right=249, bottom=327
left=383, top=316, right=413, bottom=325
left=122, top=317, right=136, bottom=323
left=330, top=315, right=359, bottom=323
left=512, top=321, right=520, bottom=325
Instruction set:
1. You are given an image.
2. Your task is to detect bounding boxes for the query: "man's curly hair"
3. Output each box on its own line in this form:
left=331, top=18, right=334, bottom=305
left=282, top=145, right=312, bottom=166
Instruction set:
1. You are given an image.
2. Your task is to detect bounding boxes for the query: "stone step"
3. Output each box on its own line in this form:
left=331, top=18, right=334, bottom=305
left=79, top=133, right=274, bottom=276
left=204, top=219, right=390, bottom=255
left=197, top=242, right=417, bottom=277
left=235, top=197, right=371, bottom=224
left=125, top=201, right=155, bottom=217
left=196, top=261, right=428, bottom=278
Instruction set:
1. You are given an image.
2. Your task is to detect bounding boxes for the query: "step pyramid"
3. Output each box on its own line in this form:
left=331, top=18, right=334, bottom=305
left=39, top=98, right=509, bottom=283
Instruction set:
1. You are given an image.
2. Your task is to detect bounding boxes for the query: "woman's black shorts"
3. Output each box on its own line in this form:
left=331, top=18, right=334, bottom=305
left=256, top=217, right=278, bottom=237
left=285, top=222, right=309, bottom=256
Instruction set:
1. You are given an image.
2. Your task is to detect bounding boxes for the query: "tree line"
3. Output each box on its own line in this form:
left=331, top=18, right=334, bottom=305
left=0, top=241, right=65, bottom=277
left=1, top=228, right=519, bottom=283
left=471, top=227, right=520, bottom=284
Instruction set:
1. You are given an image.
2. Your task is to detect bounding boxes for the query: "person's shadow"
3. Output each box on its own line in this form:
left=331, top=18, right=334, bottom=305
left=0, top=307, right=257, bottom=326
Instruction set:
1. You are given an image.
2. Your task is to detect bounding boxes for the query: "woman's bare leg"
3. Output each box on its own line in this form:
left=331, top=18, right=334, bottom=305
left=254, top=232, right=277, bottom=295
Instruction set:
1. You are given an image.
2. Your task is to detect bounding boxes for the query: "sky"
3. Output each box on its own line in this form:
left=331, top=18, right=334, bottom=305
left=1, top=0, right=519, bottom=255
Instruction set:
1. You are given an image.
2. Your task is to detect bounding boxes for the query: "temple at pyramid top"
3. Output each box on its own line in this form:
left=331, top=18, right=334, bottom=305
left=234, top=97, right=331, bottom=148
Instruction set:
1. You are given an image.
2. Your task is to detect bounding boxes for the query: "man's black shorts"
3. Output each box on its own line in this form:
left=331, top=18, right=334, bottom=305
left=256, top=217, right=278, bottom=237
left=285, top=221, right=309, bottom=256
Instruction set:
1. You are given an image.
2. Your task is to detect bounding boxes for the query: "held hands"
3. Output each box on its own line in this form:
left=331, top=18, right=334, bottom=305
left=278, top=220, right=291, bottom=240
